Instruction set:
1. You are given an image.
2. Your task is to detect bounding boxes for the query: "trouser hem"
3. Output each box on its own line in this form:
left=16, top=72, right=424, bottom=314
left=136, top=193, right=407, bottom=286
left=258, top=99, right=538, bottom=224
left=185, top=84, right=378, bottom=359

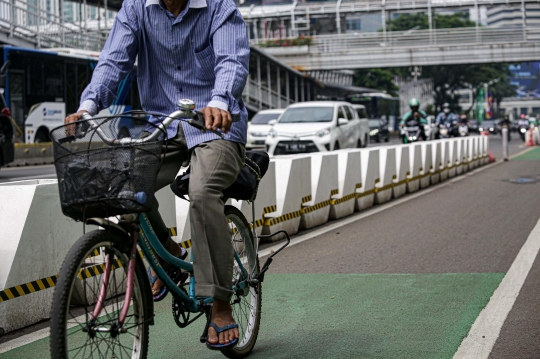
left=196, top=283, right=233, bottom=302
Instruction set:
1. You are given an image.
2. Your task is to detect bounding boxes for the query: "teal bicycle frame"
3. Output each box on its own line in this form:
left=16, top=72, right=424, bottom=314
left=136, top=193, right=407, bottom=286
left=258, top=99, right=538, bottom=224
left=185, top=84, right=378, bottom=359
left=136, top=213, right=251, bottom=313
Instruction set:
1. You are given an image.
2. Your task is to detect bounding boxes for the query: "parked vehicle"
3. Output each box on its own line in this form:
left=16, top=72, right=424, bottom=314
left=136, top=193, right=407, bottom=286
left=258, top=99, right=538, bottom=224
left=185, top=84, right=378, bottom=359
left=246, top=109, right=284, bottom=150
left=368, top=118, right=390, bottom=143
left=265, top=101, right=369, bottom=155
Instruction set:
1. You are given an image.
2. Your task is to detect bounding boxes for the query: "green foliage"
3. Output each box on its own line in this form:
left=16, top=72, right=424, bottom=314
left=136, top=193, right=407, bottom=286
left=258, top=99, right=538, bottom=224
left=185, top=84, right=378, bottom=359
left=387, top=12, right=475, bottom=31
left=354, top=68, right=400, bottom=97
left=259, top=36, right=312, bottom=48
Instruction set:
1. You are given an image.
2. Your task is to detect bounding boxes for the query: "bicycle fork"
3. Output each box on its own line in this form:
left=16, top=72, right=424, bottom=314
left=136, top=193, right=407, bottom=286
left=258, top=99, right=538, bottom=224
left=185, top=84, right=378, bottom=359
left=89, top=226, right=139, bottom=331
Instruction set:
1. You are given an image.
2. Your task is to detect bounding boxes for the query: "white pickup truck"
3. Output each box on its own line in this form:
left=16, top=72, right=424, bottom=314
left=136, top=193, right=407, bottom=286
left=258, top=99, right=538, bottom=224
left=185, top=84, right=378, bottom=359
left=265, top=101, right=370, bottom=156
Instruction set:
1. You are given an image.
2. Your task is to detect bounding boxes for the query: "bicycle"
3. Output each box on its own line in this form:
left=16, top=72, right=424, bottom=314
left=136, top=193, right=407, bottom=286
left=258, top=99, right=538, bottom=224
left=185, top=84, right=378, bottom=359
left=48, top=99, right=290, bottom=359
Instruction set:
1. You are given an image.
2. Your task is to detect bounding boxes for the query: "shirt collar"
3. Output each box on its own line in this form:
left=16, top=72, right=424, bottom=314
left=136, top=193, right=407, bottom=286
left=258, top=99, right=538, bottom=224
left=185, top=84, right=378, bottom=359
left=145, top=0, right=207, bottom=8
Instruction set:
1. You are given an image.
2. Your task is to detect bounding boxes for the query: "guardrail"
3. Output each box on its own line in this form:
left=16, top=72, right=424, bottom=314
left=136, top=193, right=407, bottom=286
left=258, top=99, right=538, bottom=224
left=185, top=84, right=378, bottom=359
left=259, top=27, right=539, bottom=54
left=0, top=136, right=488, bottom=333
left=6, top=143, right=54, bottom=167
left=240, top=0, right=538, bottom=19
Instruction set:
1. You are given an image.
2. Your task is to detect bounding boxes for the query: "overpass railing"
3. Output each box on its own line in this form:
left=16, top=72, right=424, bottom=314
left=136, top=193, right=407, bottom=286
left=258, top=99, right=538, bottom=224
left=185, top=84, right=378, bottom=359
left=0, top=0, right=107, bottom=50
left=240, top=0, right=539, bottom=19
left=259, top=27, right=540, bottom=54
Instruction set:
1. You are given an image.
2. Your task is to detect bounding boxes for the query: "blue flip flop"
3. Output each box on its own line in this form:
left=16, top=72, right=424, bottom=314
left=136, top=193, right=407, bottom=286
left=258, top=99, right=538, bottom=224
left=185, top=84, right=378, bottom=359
left=147, top=249, right=188, bottom=302
left=206, top=323, right=239, bottom=350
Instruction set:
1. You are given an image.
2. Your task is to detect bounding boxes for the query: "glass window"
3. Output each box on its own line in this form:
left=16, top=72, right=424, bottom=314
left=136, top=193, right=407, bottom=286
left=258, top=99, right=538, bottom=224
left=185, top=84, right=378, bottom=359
left=355, top=107, right=367, bottom=118
left=337, top=106, right=346, bottom=120
left=346, top=18, right=362, bottom=31
left=279, top=107, right=334, bottom=123
left=252, top=112, right=281, bottom=124
left=345, top=106, right=356, bottom=119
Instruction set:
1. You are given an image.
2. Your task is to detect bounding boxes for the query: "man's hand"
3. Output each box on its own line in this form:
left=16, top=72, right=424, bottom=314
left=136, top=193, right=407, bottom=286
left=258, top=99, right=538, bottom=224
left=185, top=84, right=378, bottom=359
left=200, top=107, right=232, bottom=134
left=64, top=110, right=89, bottom=136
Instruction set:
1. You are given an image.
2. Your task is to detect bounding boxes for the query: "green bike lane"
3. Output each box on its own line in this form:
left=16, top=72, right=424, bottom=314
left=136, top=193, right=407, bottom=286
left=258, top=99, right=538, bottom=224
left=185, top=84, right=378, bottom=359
left=2, top=147, right=540, bottom=358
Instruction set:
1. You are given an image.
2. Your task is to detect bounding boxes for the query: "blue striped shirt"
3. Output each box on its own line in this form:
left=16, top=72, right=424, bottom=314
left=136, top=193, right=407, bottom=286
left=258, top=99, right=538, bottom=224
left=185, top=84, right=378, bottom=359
left=78, top=0, right=249, bottom=148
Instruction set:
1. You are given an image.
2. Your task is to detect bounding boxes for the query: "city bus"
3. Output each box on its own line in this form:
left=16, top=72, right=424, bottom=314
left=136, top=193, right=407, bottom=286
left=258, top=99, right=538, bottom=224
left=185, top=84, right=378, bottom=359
left=346, top=92, right=400, bottom=129
left=0, top=46, right=140, bottom=143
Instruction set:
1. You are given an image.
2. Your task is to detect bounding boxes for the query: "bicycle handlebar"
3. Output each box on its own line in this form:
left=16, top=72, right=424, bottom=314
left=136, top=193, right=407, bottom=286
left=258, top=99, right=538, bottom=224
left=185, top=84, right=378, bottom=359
left=65, top=99, right=241, bottom=145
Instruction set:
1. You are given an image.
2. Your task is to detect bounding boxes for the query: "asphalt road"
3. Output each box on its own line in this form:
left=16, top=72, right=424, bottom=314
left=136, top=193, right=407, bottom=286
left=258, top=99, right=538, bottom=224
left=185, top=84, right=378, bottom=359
left=1, top=142, right=539, bottom=358
left=0, top=134, right=524, bottom=183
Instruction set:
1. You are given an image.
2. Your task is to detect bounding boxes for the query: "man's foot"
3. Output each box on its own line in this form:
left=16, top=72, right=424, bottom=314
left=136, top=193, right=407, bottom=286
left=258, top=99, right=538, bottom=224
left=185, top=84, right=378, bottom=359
left=147, top=242, right=187, bottom=300
left=207, top=299, right=239, bottom=346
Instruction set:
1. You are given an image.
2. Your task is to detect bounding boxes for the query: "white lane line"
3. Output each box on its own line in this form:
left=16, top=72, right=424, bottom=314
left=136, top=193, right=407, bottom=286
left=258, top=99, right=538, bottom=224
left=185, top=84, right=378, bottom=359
left=453, top=217, right=540, bottom=359
left=0, top=303, right=124, bottom=354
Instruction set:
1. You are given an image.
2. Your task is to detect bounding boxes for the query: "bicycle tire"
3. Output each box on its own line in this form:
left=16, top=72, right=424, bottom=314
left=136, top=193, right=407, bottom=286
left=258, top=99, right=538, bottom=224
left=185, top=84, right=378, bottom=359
left=50, top=229, right=152, bottom=359
left=221, top=205, right=262, bottom=359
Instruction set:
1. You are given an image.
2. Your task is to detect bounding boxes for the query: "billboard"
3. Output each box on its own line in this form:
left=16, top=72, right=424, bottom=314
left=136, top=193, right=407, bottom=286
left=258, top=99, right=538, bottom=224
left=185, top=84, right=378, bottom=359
left=509, top=62, right=540, bottom=98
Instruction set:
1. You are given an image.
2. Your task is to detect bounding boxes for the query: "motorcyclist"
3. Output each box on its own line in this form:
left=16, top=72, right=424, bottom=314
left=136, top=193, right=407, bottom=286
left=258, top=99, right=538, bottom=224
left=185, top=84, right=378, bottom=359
left=458, top=113, right=469, bottom=126
left=400, top=98, right=428, bottom=140
left=435, top=103, right=456, bottom=126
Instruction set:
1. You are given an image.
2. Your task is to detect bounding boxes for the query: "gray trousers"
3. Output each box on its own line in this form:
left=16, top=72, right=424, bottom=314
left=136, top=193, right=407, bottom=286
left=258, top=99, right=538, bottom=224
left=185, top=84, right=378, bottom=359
left=146, top=125, right=245, bottom=301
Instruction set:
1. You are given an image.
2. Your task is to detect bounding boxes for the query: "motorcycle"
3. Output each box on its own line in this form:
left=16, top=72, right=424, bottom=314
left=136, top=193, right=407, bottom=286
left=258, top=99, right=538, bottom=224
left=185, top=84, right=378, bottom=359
left=401, top=120, right=426, bottom=143
left=458, top=122, right=469, bottom=137
left=438, top=122, right=450, bottom=138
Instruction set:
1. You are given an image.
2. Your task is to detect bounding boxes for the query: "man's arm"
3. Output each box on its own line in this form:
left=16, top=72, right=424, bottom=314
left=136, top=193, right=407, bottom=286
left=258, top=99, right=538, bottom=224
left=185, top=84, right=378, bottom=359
left=77, top=3, right=139, bottom=116
left=205, top=0, right=250, bottom=133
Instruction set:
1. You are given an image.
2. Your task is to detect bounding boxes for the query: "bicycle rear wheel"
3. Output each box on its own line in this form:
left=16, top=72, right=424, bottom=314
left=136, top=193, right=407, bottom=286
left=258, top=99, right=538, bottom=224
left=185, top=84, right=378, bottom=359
left=50, top=229, right=152, bottom=359
left=222, top=205, right=262, bottom=359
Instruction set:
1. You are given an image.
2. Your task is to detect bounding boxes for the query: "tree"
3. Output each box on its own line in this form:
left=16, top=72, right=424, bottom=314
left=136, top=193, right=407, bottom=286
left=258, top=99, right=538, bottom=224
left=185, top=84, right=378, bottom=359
left=354, top=68, right=400, bottom=97
left=387, top=12, right=475, bottom=31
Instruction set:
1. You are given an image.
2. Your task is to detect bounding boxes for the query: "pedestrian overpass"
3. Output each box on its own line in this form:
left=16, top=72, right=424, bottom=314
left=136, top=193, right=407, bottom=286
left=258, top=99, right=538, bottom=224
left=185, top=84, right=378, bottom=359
left=259, top=26, right=540, bottom=70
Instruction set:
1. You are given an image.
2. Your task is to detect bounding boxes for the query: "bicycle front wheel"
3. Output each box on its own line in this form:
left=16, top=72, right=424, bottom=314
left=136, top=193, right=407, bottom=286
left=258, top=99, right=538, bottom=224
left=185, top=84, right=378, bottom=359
left=50, top=229, right=152, bottom=359
left=222, top=205, right=262, bottom=359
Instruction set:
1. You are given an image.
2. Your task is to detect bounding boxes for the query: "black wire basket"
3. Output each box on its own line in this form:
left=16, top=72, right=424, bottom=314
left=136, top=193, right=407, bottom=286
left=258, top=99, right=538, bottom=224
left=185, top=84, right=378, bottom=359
left=50, top=114, right=165, bottom=221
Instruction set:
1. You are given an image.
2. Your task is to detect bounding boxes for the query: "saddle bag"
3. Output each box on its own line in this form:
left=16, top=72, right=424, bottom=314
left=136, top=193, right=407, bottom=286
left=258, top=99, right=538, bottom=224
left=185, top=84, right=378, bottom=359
left=170, top=150, right=270, bottom=202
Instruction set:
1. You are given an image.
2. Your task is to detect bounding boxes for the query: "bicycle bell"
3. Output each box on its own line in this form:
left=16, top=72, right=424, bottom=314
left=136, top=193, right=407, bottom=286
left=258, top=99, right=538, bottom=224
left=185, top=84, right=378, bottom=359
left=178, top=99, right=196, bottom=111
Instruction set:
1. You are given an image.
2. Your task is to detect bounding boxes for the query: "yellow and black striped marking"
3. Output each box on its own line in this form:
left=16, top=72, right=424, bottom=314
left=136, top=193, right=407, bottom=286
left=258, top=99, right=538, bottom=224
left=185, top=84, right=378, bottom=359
left=302, top=195, right=312, bottom=204
left=302, top=199, right=332, bottom=213
left=0, top=275, right=58, bottom=303
left=264, top=209, right=303, bottom=227
left=331, top=192, right=357, bottom=205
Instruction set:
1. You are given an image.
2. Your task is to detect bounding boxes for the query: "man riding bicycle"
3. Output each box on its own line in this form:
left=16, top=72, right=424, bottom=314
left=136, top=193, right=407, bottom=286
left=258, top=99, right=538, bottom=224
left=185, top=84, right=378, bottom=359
left=64, top=0, right=249, bottom=349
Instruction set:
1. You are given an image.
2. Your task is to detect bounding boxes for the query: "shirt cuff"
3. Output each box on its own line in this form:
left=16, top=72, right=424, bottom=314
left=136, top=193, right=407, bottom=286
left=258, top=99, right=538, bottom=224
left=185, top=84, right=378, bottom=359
left=207, top=99, right=228, bottom=112
left=77, top=100, right=98, bottom=116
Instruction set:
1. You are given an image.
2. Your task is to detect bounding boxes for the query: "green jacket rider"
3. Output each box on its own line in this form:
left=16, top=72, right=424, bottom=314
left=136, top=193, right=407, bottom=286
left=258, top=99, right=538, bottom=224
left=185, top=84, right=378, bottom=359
left=400, top=98, right=428, bottom=125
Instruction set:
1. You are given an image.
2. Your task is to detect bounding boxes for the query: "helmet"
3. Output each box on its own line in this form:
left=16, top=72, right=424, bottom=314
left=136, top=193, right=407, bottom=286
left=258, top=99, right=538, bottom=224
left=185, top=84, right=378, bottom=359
left=409, top=98, right=420, bottom=111
left=443, top=103, right=450, bottom=114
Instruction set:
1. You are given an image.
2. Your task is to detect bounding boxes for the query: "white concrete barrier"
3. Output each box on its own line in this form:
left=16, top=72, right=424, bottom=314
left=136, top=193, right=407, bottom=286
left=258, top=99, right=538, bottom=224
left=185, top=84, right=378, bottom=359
left=393, top=145, right=409, bottom=199
left=483, top=135, right=489, bottom=165
left=407, top=143, right=422, bottom=193
left=440, top=140, right=449, bottom=181
left=447, top=139, right=458, bottom=178
left=430, top=141, right=441, bottom=184
left=356, top=148, right=379, bottom=211
left=330, top=150, right=361, bottom=219
left=262, top=156, right=311, bottom=241
left=455, top=138, right=465, bottom=175
left=300, top=153, right=337, bottom=229
left=0, top=180, right=82, bottom=333
left=374, top=147, right=396, bottom=204
left=461, top=138, right=470, bottom=173
left=420, top=143, right=433, bottom=189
